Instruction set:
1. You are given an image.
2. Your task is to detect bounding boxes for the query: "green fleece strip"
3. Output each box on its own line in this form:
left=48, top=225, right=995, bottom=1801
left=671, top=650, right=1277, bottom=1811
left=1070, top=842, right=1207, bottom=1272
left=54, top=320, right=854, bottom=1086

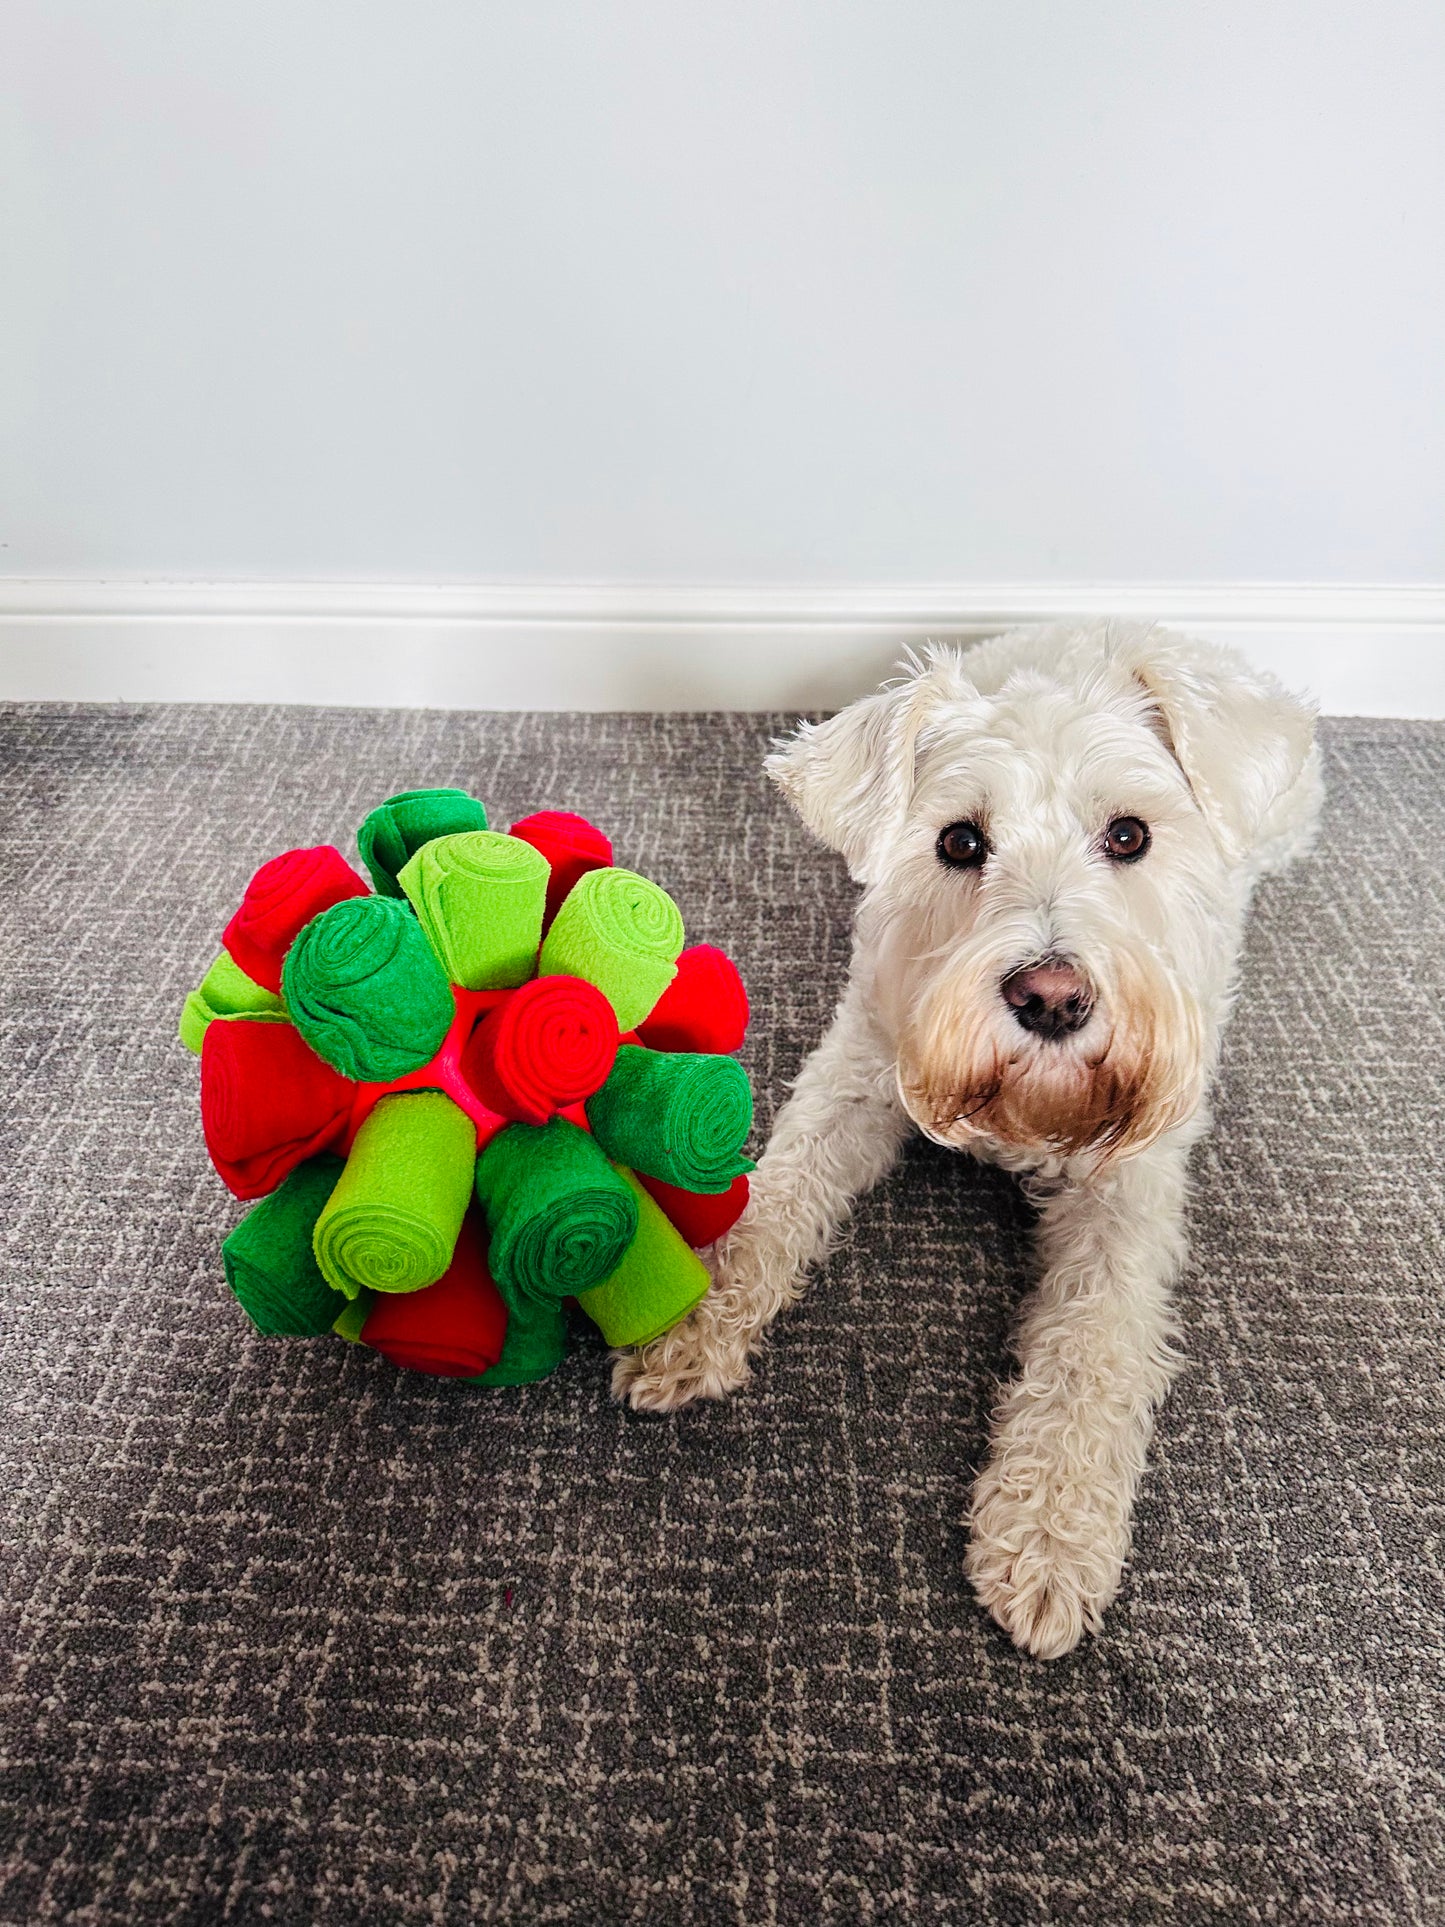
left=179, top=951, right=286, bottom=1055
left=221, top=1155, right=346, bottom=1336
left=331, top=1291, right=377, bottom=1343
left=282, top=894, right=455, bottom=1082
left=313, top=1092, right=477, bottom=1299
left=576, top=1168, right=711, bottom=1348
left=398, top=831, right=549, bottom=990
left=537, top=867, right=684, bottom=1032
left=474, top=1116, right=639, bottom=1304
left=468, top=1284, right=569, bottom=1386
left=357, top=788, right=489, bottom=898
left=586, top=1045, right=754, bottom=1194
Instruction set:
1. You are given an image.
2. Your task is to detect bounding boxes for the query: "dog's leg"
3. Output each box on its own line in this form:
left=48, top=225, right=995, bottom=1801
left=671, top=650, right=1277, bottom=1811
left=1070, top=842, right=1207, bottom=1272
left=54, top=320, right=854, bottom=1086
left=965, top=1133, right=1192, bottom=1659
left=612, top=986, right=910, bottom=1412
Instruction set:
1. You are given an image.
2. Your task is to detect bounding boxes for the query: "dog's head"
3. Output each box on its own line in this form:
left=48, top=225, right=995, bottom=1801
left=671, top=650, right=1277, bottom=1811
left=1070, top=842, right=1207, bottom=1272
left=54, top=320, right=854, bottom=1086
left=767, top=622, right=1317, bottom=1163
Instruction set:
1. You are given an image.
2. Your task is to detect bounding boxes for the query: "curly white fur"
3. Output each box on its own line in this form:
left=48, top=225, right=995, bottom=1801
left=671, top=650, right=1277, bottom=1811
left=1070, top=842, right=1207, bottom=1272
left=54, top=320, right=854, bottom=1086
left=613, top=620, right=1322, bottom=1659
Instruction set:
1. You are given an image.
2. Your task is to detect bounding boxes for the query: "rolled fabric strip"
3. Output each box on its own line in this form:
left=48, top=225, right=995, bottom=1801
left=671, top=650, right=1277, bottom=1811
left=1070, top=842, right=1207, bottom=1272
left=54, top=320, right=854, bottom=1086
left=474, top=1116, right=639, bottom=1304
left=313, top=1091, right=476, bottom=1300
left=537, top=867, right=684, bottom=1033
left=179, top=950, right=286, bottom=1055
left=356, top=787, right=489, bottom=898
left=460, top=975, right=618, bottom=1126
left=576, top=1169, right=711, bottom=1349
left=360, top=1210, right=508, bottom=1378
left=221, top=1155, right=347, bottom=1336
left=637, top=944, right=750, bottom=1056
left=586, top=1044, right=754, bottom=1195
left=332, top=1290, right=377, bottom=1343
left=222, top=845, right=369, bottom=993
left=509, top=811, right=613, bottom=926
left=469, top=1281, right=568, bottom=1387
left=638, top=1171, right=750, bottom=1249
left=201, top=1019, right=353, bottom=1199
left=282, top=894, right=455, bottom=1081
left=397, top=831, right=549, bottom=990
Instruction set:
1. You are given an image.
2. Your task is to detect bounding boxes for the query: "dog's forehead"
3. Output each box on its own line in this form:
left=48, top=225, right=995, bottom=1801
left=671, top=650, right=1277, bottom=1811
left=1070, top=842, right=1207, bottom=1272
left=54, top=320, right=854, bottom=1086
left=913, top=669, right=1182, bottom=811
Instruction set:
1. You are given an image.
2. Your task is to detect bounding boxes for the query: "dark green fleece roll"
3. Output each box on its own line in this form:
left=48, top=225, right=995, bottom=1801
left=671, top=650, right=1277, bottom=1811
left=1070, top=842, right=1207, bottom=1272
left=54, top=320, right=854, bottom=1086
left=474, top=1117, right=639, bottom=1304
left=221, top=1155, right=345, bottom=1336
left=469, top=1279, right=569, bottom=1386
left=586, top=1045, right=754, bottom=1194
left=357, top=788, right=489, bottom=897
left=282, top=894, right=455, bottom=1082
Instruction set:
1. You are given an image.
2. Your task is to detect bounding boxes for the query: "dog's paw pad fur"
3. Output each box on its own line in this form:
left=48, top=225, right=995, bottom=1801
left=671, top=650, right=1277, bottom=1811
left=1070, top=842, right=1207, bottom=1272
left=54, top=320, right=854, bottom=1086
left=966, top=1474, right=1127, bottom=1661
left=610, top=1316, right=752, bottom=1413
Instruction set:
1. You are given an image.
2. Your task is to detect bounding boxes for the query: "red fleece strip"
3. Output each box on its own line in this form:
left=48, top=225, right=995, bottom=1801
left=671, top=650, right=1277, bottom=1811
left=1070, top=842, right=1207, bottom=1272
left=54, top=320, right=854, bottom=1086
left=636, top=944, right=750, bottom=1056
left=509, top=811, right=613, bottom=926
left=201, top=1020, right=354, bottom=1199
left=460, top=975, right=619, bottom=1127
left=360, top=1211, right=509, bottom=1377
left=638, top=1171, right=750, bottom=1249
left=222, top=845, right=370, bottom=993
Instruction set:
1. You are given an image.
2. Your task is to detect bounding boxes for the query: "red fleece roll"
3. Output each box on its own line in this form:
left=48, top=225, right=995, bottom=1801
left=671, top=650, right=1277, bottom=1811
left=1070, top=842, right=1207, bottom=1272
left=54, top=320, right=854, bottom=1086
left=360, top=1212, right=509, bottom=1377
left=636, top=944, right=749, bottom=1055
left=638, top=1171, right=750, bottom=1248
left=223, top=845, right=370, bottom=993
left=509, top=811, right=613, bottom=926
left=200, top=1020, right=354, bottom=1199
left=461, top=975, right=618, bottom=1126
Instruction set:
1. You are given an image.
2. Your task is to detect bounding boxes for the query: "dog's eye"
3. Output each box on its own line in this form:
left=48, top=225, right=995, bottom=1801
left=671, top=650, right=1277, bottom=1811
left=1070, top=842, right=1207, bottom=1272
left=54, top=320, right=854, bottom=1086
left=1104, top=815, right=1150, bottom=862
left=937, top=820, right=989, bottom=870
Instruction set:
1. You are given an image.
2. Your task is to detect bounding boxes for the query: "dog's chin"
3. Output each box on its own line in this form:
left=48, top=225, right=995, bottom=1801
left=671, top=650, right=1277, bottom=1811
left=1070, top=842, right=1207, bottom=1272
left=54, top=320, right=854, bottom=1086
left=899, top=1000, right=1205, bottom=1163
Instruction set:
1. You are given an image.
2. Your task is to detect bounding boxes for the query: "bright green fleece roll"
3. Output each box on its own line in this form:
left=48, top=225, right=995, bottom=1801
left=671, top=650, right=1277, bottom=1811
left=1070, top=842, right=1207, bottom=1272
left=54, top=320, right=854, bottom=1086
left=282, top=894, right=455, bottom=1081
left=577, top=1168, right=711, bottom=1348
left=179, top=950, right=286, bottom=1055
left=221, top=1154, right=345, bottom=1335
left=474, top=1116, right=639, bottom=1304
left=313, top=1092, right=476, bottom=1299
left=587, top=1045, right=754, bottom=1194
left=357, top=788, right=489, bottom=897
left=397, top=831, right=550, bottom=990
left=537, top=867, right=684, bottom=1033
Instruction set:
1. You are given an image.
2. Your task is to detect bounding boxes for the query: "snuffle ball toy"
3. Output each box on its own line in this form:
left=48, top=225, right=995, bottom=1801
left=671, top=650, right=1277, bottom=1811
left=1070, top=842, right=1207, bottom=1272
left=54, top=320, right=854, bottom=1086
left=179, top=789, right=753, bottom=1386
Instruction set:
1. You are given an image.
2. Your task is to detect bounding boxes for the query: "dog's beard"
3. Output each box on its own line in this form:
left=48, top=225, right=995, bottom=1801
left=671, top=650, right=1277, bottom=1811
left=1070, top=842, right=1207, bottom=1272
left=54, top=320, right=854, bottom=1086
left=897, top=941, right=1205, bottom=1160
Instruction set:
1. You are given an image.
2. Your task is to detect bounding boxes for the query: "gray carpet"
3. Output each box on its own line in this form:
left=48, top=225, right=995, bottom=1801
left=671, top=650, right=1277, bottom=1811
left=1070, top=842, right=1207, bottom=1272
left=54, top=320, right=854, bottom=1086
left=1, top=704, right=1442, bottom=1927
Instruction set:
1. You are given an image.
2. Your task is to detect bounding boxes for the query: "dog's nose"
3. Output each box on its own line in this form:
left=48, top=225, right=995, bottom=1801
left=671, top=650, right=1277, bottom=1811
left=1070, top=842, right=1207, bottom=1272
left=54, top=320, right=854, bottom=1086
left=1000, top=959, right=1094, bottom=1039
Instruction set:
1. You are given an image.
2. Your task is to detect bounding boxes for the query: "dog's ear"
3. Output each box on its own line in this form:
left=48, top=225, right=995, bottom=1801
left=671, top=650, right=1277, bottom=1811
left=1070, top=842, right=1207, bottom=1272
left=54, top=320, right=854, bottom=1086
left=766, top=661, right=955, bottom=881
left=1117, top=630, right=1318, bottom=861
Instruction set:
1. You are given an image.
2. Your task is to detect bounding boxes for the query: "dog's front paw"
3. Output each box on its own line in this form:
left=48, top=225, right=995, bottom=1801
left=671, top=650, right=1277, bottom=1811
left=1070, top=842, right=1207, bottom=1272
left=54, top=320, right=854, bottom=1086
left=965, top=1451, right=1131, bottom=1661
left=610, top=1295, right=753, bottom=1413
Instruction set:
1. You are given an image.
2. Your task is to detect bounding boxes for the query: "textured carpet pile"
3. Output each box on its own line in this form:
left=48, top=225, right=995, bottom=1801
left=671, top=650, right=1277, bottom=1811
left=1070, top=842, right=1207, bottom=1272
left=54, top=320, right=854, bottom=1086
left=0, top=704, right=1442, bottom=1925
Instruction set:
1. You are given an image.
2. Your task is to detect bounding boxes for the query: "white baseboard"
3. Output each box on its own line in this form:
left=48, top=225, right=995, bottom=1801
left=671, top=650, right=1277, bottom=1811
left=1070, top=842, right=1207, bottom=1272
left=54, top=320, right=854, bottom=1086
left=1, top=579, right=1442, bottom=714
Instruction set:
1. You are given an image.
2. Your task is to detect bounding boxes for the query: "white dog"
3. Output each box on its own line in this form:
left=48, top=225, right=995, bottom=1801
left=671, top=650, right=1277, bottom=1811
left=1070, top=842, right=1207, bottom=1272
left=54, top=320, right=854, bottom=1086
left=614, top=621, right=1321, bottom=1660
